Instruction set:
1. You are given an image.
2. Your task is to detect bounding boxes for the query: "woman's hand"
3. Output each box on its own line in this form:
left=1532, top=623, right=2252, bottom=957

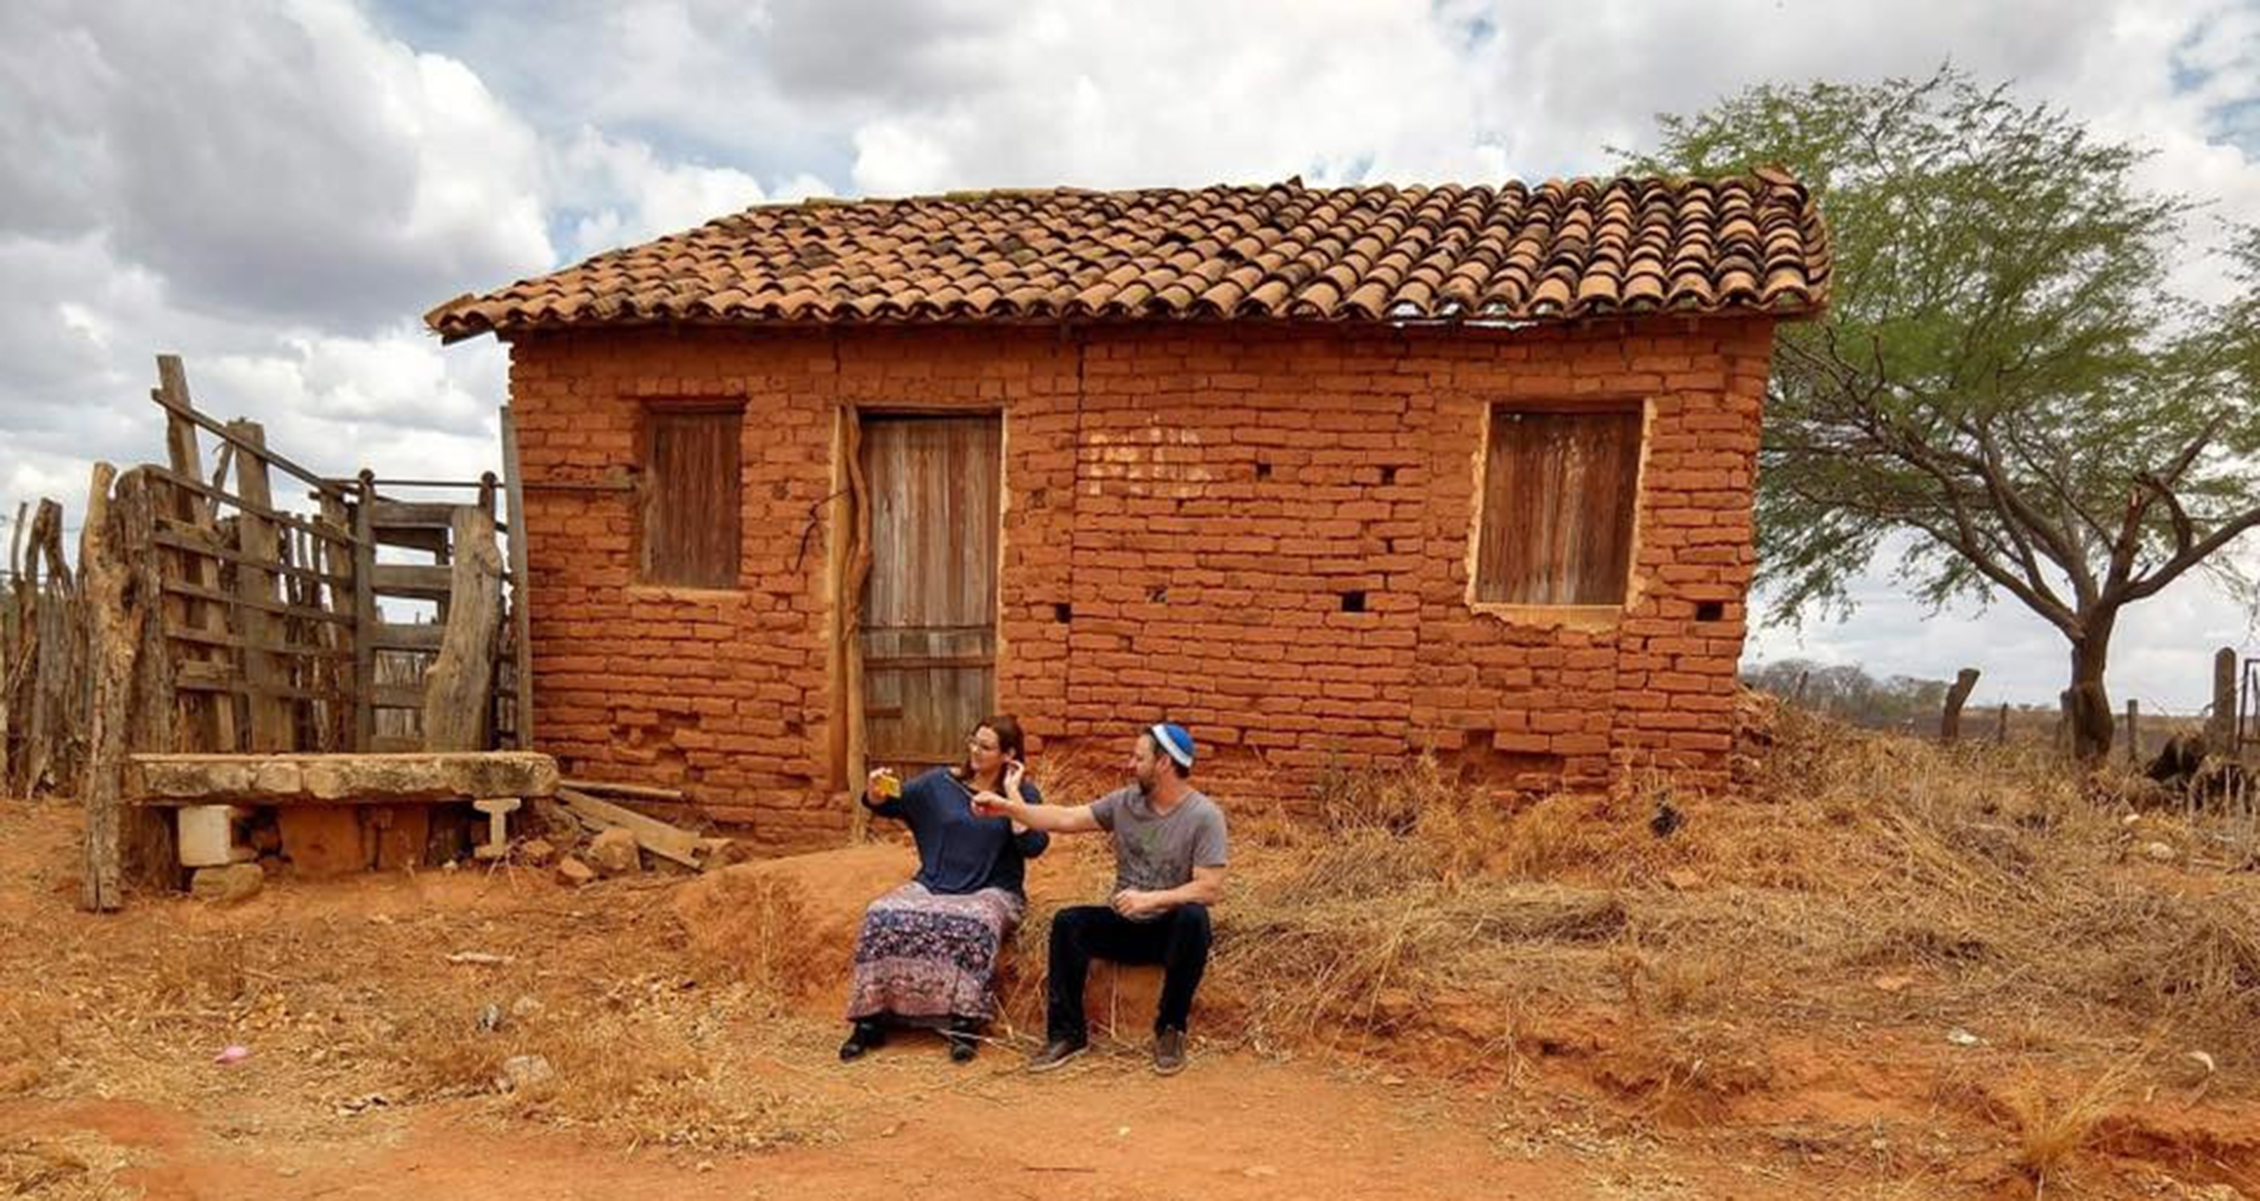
left=1003, top=761, right=1027, bottom=801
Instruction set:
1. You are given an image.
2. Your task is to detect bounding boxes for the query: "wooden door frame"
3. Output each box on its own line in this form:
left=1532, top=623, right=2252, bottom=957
left=830, top=404, right=1006, bottom=843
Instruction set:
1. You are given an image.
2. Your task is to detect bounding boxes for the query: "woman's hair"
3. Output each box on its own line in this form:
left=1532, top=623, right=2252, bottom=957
left=951, top=713, right=1026, bottom=783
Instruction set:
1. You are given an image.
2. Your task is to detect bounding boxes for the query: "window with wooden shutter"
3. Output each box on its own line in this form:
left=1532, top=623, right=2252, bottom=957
left=640, top=407, right=742, bottom=589
left=1473, top=404, right=1643, bottom=606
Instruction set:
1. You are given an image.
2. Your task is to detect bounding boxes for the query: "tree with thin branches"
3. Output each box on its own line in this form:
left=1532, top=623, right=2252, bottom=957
left=1629, top=68, right=2260, bottom=761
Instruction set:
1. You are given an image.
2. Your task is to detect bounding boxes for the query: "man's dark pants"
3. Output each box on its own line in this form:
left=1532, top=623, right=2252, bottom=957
left=1044, top=903, right=1212, bottom=1041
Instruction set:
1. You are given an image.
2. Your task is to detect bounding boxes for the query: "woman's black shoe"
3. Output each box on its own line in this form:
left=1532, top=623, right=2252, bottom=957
left=945, top=1019, right=979, bottom=1063
left=839, top=1020, right=885, bottom=1062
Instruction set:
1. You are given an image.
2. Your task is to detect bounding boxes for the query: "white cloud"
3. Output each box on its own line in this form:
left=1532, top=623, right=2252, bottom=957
left=550, top=127, right=801, bottom=261
left=1, top=0, right=2255, bottom=712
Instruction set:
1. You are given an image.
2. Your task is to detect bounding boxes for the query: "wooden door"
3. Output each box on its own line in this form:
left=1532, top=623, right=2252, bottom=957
left=858, top=414, right=1002, bottom=772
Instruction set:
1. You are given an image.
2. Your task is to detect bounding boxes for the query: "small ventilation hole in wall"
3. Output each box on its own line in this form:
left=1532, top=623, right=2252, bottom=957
left=1255, top=460, right=1273, bottom=480
left=1341, top=591, right=1368, bottom=613
left=1054, top=602, right=1073, bottom=624
left=1148, top=586, right=1169, bottom=604
left=1380, top=466, right=1398, bottom=486
left=1695, top=601, right=1725, bottom=622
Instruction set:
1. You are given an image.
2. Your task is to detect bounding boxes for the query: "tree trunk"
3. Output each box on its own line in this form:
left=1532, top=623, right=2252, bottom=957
left=2067, top=615, right=2116, bottom=764
left=1940, top=668, right=1980, bottom=744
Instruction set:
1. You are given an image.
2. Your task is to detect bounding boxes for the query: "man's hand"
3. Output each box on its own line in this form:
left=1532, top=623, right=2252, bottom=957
left=1110, top=889, right=1164, bottom=919
left=970, top=790, right=1014, bottom=818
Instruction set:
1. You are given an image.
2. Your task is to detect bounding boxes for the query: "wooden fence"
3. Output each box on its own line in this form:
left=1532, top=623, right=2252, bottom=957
left=66, top=354, right=529, bottom=909
left=0, top=500, right=88, bottom=796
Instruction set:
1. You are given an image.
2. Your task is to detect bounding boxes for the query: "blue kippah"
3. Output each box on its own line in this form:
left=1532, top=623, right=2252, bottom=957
left=1150, top=722, right=1196, bottom=768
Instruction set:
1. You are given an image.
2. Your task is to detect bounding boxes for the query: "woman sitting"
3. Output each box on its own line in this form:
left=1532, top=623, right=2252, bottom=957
left=841, top=714, right=1047, bottom=1063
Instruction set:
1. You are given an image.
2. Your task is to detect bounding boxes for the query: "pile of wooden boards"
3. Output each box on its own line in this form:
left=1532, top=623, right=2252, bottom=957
left=553, top=777, right=739, bottom=871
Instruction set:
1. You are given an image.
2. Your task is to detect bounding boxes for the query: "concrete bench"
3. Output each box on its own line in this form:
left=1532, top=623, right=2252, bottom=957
left=128, top=752, right=557, bottom=876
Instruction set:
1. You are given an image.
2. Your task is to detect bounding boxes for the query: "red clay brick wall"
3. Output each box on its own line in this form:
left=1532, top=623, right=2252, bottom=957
left=505, top=317, right=1772, bottom=849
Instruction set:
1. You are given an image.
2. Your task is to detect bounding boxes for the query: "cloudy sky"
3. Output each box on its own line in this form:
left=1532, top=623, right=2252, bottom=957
left=3, top=0, right=2257, bottom=711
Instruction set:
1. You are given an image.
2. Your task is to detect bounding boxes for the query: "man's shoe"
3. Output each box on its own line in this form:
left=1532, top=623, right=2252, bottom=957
left=1026, top=1037, right=1088, bottom=1073
left=838, top=1020, right=885, bottom=1062
left=1153, top=1028, right=1187, bottom=1076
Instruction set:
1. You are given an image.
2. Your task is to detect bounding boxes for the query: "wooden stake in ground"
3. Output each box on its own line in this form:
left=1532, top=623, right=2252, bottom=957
left=1940, top=667, right=1979, bottom=744
left=421, top=506, right=502, bottom=751
left=2209, top=646, right=2236, bottom=754
left=2125, top=699, right=2140, bottom=766
left=80, top=463, right=139, bottom=912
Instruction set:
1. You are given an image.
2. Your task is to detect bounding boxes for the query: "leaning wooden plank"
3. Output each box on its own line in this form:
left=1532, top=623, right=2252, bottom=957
left=151, top=361, right=236, bottom=754
left=126, top=750, right=557, bottom=806
left=79, top=462, right=134, bottom=911
left=421, top=507, right=501, bottom=751
left=554, top=786, right=702, bottom=868
left=226, top=421, right=291, bottom=752
left=499, top=405, right=536, bottom=749
left=558, top=776, right=686, bottom=802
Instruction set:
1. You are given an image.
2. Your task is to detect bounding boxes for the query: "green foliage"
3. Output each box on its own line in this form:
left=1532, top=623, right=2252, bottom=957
left=1626, top=67, right=2260, bottom=639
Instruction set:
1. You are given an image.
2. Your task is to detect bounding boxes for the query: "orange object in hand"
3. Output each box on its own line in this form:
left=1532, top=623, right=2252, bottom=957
left=872, top=769, right=902, bottom=800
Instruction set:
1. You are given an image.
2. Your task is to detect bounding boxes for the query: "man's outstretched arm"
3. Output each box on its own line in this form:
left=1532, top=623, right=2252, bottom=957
left=974, top=790, right=1104, bottom=834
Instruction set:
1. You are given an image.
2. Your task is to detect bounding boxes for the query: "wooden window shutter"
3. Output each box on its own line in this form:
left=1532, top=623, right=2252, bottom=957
left=1475, top=405, right=1642, bottom=605
left=641, top=408, right=742, bottom=588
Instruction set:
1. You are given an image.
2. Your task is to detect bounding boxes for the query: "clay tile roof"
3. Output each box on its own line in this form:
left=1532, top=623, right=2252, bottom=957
left=425, top=176, right=1830, bottom=341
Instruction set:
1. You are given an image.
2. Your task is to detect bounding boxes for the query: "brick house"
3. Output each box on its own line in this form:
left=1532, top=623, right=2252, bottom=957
left=428, top=177, right=1830, bottom=850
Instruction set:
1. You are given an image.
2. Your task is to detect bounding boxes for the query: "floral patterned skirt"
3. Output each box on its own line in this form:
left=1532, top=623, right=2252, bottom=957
left=845, top=882, right=1024, bottom=1025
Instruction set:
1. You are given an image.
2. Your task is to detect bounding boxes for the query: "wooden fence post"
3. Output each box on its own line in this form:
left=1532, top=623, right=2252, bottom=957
left=2125, top=699, right=2139, bottom=766
left=1995, top=703, right=2009, bottom=745
left=1940, top=668, right=1980, bottom=744
left=2209, top=647, right=2236, bottom=753
left=499, top=406, right=535, bottom=750
left=79, top=464, right=134, bottom=912
left=226, top=420, right=291, bottom=751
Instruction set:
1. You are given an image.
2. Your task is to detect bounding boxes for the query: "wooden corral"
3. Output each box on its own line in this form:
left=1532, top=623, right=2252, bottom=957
left=70, top=354, right=535, bottom=909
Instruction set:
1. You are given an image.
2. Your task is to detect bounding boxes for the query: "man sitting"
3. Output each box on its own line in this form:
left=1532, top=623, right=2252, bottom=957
left=973, top=722, right=1227, bottom=1076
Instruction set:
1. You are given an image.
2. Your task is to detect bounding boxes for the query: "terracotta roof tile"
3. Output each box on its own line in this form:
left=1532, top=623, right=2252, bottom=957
left=426, top=177, right=1830, bottom=340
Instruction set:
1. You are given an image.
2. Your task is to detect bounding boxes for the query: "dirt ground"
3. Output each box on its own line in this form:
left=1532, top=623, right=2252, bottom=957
left=3, top=713, right=2259, bottom=1200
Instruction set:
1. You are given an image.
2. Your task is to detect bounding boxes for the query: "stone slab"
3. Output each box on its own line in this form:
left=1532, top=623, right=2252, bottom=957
left=127, top=752, right=558, bottom=807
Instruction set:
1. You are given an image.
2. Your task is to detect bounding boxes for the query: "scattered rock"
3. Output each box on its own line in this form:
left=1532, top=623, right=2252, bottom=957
left=509, top=995, right=545, bottom=1020
left=1871, top=975, right=1915, bottom=994
left=190, top=862, right=264, bottom=905
left=588, top=828, right=641, bottom=876
left=495, top=1054, right=555, bottom=1094
left=445, top=951, right=512, bottom=966
left=555, top=857, right=597, bottom=887
left=1663, top=868, right=1703, bottom=891
left=699, top=837, right=750, bottom=869
left=1945, top=1028, right=1983, bottom=1047
left=476, top=1002, right=504, bottom=1032
left=2143, top=841, right=2177, bottom=863
left=517, top=837, right=558, bottom=867
left=333, top=1093, right=388, bottom=1116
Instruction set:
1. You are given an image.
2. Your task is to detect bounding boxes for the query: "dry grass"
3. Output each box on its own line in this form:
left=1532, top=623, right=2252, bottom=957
left=1103, top=697, right=2260, bottom=1182
left=2002, top=1060, right=2138, bottom=1193
left=0, top=1130, right=131, bottom=1201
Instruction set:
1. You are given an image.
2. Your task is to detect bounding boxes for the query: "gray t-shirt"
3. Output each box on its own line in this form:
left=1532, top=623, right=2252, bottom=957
left=1089, top=786, right=1228, bottom=913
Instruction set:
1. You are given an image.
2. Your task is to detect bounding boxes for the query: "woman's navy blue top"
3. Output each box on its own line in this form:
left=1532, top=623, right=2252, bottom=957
left=866, top=768, right=1048, bottom=896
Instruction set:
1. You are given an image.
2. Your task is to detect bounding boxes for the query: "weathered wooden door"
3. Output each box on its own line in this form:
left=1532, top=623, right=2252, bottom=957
left=858, top=414, right=1002, bottom=771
